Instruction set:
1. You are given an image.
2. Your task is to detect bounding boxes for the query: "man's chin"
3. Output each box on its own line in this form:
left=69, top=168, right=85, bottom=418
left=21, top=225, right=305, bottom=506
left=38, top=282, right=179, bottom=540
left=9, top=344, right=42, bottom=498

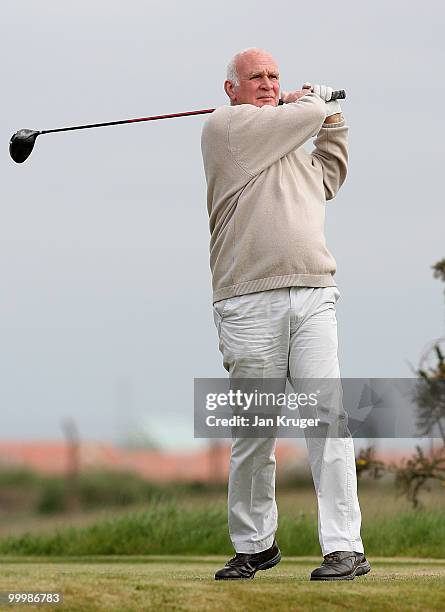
left=256, top=98, right=277, bottom=107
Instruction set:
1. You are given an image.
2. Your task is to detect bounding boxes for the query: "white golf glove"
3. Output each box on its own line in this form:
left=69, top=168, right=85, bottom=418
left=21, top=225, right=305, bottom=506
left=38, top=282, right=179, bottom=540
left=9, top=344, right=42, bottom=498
left=303, top=82, right=342, bottom=117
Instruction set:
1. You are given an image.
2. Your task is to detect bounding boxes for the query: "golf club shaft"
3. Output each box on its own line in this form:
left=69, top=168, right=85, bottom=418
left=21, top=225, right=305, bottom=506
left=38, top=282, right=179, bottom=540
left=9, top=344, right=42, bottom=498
left=40, top=108, right=216, bottom=135
left=39, top=90, right=346, bottom=136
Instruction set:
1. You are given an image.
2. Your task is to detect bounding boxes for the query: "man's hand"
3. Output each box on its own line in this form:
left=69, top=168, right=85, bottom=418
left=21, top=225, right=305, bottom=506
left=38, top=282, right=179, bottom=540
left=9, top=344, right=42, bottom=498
left=302, top=82, right=343, bottom=122
left=280, top=89, right=312, bottom=104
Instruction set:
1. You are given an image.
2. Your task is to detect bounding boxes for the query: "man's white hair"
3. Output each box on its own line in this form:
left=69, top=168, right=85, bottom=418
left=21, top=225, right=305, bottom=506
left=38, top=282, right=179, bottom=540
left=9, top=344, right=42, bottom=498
left=226, top=47, right=274, bottom=86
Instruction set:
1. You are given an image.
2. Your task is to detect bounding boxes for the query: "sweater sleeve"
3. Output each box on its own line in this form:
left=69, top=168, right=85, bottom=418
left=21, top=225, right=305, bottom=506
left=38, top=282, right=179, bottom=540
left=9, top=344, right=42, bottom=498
left=227, top=92, right=326, bottom=177
left=311, top=119, right=348, bottom=201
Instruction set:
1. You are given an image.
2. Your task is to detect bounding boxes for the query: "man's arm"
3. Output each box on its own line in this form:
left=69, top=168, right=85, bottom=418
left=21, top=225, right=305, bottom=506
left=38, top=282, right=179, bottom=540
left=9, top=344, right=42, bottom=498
left=311, top=114, right=348, bottom=201
left=279, top=86, right=347, bottom=199
left=227, top=93, right=326, bottom=177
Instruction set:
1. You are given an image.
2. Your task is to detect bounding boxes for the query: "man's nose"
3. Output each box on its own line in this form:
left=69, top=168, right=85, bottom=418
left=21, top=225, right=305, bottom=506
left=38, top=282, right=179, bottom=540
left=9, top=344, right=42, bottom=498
left=259, top=76, right=274, bottom=89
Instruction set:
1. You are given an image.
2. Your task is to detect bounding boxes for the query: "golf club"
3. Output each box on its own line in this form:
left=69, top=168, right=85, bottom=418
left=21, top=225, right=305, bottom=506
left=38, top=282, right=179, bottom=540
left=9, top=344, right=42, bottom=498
left=9, top=90, right=346, bottom=164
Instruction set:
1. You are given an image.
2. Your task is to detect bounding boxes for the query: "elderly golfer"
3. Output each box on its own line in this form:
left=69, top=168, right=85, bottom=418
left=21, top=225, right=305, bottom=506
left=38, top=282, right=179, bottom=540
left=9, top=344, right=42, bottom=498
left=201, top=48, right=371, bottom=581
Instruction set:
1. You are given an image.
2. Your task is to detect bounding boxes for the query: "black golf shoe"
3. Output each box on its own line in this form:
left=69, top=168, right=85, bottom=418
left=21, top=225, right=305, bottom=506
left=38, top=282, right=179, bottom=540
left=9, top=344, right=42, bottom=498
left=214, top=540, right=281, bottom=580
left=310, top=551, right=371, bottom=581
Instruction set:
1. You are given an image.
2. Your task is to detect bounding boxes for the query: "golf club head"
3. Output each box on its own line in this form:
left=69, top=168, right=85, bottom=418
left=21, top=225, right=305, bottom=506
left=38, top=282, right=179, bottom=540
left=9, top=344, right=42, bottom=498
left=9, top=129, right=40, bottom=163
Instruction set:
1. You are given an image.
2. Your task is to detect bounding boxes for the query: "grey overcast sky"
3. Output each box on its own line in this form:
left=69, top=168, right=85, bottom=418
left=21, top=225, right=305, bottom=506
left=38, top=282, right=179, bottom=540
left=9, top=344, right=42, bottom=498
left=1, top=1, right=444, bottom=449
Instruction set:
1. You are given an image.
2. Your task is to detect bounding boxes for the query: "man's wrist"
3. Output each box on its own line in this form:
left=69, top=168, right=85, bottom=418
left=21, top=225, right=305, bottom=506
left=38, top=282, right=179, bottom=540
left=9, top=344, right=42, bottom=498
left=323, top=113, right=343, bottom=124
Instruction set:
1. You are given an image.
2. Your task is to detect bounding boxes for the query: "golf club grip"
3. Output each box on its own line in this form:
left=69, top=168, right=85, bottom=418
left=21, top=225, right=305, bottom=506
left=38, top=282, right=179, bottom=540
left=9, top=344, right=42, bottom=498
left=331, top=89, right=346, bottom=100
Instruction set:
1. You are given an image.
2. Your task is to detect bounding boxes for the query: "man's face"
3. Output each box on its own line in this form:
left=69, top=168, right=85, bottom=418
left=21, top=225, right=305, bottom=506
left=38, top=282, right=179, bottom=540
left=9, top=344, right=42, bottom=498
left=225, top=51, right=280, bottom=107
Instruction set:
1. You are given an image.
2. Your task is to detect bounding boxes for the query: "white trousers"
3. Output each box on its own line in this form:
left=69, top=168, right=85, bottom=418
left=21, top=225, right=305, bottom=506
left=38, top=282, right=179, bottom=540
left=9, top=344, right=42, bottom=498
left=212, top=286, right=364, bottom=556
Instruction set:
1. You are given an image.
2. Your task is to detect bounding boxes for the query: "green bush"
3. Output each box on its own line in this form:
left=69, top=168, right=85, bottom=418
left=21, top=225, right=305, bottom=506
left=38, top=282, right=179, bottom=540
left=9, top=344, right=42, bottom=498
left=36, top=478, right=68, bottom=514
left=77, top=471, right=165, bottom=508
left=0, top=468, right=170, bottom=515
left=0, top=468, right=42, bottom=487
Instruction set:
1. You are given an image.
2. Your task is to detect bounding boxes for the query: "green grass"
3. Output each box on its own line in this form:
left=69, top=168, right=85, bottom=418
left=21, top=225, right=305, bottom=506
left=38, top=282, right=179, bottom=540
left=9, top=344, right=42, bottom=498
left=1, top=500, right=444, bottom=558
left=0, top=558, right=444, bottom=611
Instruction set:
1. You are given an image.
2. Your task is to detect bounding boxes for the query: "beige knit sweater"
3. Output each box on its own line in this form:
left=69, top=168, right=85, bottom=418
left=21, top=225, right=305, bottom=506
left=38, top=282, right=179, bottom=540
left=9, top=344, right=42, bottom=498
left=201, top=92, right=348, bottom=303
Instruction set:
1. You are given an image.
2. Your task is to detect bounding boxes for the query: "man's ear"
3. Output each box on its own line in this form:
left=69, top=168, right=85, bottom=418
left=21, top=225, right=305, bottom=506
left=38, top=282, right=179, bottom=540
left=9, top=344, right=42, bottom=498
left=224, top=80, right=237, bottom=104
